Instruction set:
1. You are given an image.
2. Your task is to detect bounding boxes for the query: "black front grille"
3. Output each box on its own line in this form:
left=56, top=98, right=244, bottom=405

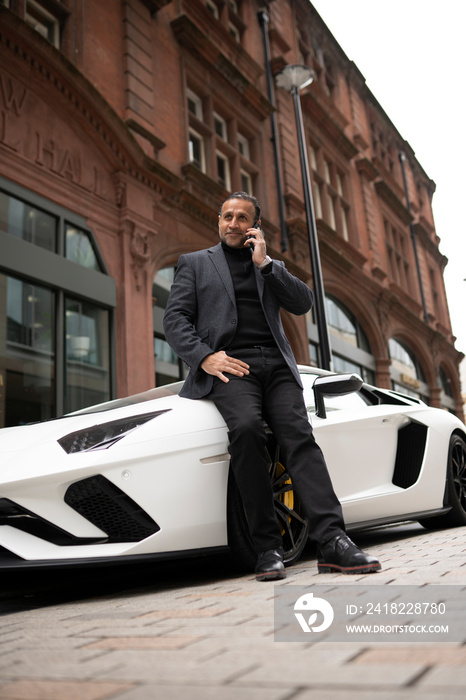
left=65, top=475, right=160, bottom=542
left=392, top=421, right=427, bottom=489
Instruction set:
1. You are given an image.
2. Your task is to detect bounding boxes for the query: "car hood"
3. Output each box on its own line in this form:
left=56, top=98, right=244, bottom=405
left=0, top=393, right=184, bottom=454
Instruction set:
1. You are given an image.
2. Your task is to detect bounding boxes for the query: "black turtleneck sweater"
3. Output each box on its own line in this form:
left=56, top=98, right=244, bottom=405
left=221, top=241, right=276, bottom=351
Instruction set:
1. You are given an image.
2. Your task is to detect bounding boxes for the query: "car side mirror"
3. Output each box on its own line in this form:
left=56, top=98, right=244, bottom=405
left=313, top=373, right=363, bottom=419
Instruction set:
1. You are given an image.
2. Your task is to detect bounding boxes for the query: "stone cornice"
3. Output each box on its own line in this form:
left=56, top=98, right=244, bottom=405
left=301, top=90, right=358, bottom=160
left=374, top=180, right=412, bottom=225
left=317, top=220, right=368, bottom=273
left=413, top=222, right=448, bottom=269
left=356, top=157, right=379, bottom=181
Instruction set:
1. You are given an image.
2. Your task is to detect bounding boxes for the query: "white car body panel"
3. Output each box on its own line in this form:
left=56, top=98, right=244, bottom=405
left=0, top=368, right=464, bottom=566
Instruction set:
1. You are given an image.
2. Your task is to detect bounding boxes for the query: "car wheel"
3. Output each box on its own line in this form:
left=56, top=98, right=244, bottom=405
left=419, top=433, right=466, bottom=529
left=227, top=432, right=310, bottom=570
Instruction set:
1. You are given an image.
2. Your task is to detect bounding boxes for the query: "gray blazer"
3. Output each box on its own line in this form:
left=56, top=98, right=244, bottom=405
left=163, top=242, right=314, bottom=399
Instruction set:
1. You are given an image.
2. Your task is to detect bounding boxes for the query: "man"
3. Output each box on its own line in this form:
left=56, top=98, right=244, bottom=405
left=163, top=192, right=381, bottom=580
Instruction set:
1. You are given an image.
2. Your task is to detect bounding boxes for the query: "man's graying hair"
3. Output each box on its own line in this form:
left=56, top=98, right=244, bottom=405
left=220, top=191, right=261, bottom=223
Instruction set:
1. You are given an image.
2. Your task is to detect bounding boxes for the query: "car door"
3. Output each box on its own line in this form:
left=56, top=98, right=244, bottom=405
left=300, top=372, right=412, bottom=516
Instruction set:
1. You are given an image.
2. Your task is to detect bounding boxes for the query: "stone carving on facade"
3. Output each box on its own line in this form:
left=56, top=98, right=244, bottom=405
left=123, top=220, right=153, bottom=291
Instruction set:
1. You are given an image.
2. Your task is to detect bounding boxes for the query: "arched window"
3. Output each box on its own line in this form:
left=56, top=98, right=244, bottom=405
left=439, top=365, right=456, bottom=413
left=388, top=338, right=429, bottom=402
left=308, top=296, right=376, bottom=382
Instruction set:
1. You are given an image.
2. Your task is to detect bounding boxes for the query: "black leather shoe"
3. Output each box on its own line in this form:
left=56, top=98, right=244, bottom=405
left=317, top=534, right=381, bottom=574
left=255, top=548, right=286, bottom=581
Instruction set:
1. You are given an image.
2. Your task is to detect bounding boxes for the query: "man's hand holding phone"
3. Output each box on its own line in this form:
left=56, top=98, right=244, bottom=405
left=245, top=221, right=269, bottom=269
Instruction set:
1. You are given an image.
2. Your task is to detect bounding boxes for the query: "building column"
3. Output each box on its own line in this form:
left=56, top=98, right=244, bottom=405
left=375, top=357, right=392, bottom=389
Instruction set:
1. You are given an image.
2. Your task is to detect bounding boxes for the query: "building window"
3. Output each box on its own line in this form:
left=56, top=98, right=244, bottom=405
left=388, top=338, right=429, bottom=402
left=0, top=177, right=115, bottom=427
left=308, top=342, right=319, bottom=368
left=204, top=0, right=244, bottom=45
left=206, top=0, right=219, bottom=19
left=438, top=366, right=456, bottom=413
left=308, top=146, right=351, bottom=241
left=187, top=89, right=203, bottom=120
left=185, top=84, right=259, bottom=192
left=4, top=275, right=55, bottom=425
left=216, top=151, right=231, bottom=190
left=214, top=113, right=228, bottom=140
left=307, top=296, right=375, bottom=382
left=385, top=220, right=413, bottom=293
left=370, top=119, right=399, bottom=182
left=153, top=268, right=188, bottom=387
left=188, top=128, right=206, bottom=172
left=237, top=133, right=250, bottom=159
left=25, top=1, right=60, bottom=48
left=0, top=190, right=57, bottom=252
left=240, top=169, right=252, bottom=194
left=439, top=366, right=453, bottom=397
left=65, top=298, right=110, bottom=411
left=312, top=182, right=323, bottom=219
left=65, top=225, right=102, bottom=271
left=325, top=296, right=374, bottom=383
left=429, top=268, right=441, bottom=316
left=228, top=22, right=240, bottom=42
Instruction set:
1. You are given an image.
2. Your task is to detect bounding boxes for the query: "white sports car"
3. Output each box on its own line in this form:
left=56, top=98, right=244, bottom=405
left=0, top=367, right=465, bottom=571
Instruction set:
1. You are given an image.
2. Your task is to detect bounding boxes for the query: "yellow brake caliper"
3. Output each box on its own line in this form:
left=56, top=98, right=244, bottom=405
left=275, top=461, right=294, bottom=533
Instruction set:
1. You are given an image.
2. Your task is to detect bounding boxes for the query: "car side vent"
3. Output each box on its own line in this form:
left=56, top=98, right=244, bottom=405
left=65, top=475, right=160, bottom=542
left=0, top=497, right=107, bottom=546
left=392, top=422, right=427, bottom=489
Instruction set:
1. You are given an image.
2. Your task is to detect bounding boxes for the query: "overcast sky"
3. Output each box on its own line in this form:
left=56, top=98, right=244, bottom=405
left=310, top=0, right=466, bottom=361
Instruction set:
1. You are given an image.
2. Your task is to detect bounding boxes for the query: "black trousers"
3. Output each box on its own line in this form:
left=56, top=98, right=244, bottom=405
left=208, top=346, right=345, bottom=553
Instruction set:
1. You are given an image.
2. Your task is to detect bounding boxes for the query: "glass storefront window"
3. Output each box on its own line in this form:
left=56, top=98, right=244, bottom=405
left=0, top=190, right=57, bottom=252
left=308, top=342, right=319, bottom=367
left=65, top=224, right=102, bottom=271
left=332, top=354, right=375, bottom=385
left=439, top=365, right=456, bottom=413
left=1, top=274, right=55, bottom=426
left=388, top=338, right=428, bottom=402
left=307, top=295, right=375, bottom=380
left=326, top=296, right=371, bottom=352
left=439, top=366, right=453, bottom=397
left=0, top=177, right=115, bottom=427
left=153, top=267, right=189, bottom=387
left=65, top=298, right=110, bottom=413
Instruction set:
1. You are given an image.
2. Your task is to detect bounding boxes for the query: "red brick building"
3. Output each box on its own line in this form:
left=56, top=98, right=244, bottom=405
left=0, top=0, right=462, bottom=428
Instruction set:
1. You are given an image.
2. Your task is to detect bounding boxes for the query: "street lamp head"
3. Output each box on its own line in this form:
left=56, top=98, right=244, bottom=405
left=275, top=64, right=314, bottom=92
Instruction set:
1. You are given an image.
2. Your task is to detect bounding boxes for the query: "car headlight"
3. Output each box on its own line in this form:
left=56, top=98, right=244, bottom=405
left=57, top=409, right=171, bottom=454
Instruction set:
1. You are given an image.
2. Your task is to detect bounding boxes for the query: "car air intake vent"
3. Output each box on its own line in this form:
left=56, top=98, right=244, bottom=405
left=392, top=422, right=427, bottom=489
left=65, top=475, right=160, bottom=542
left=0, top=497, right=107, bottom=546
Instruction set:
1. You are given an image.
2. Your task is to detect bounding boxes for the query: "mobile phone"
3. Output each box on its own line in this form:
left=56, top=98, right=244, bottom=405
left=246, top=222, right=260, bottom=246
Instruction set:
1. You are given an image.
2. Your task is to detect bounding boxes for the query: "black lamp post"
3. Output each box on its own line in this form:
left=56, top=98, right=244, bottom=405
left=275, top=65, right=332, bottom=371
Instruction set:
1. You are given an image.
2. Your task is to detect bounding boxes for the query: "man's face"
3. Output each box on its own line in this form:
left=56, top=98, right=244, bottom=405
left=218, top=198, right=256, bottom=248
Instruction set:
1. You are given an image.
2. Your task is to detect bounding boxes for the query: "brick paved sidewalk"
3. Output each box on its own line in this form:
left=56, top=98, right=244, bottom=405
left=0, top=523, right=465, bottom=700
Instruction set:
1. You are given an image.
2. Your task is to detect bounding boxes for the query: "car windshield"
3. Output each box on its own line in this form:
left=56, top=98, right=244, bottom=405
left=65, top=382, right=184, bottom=416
